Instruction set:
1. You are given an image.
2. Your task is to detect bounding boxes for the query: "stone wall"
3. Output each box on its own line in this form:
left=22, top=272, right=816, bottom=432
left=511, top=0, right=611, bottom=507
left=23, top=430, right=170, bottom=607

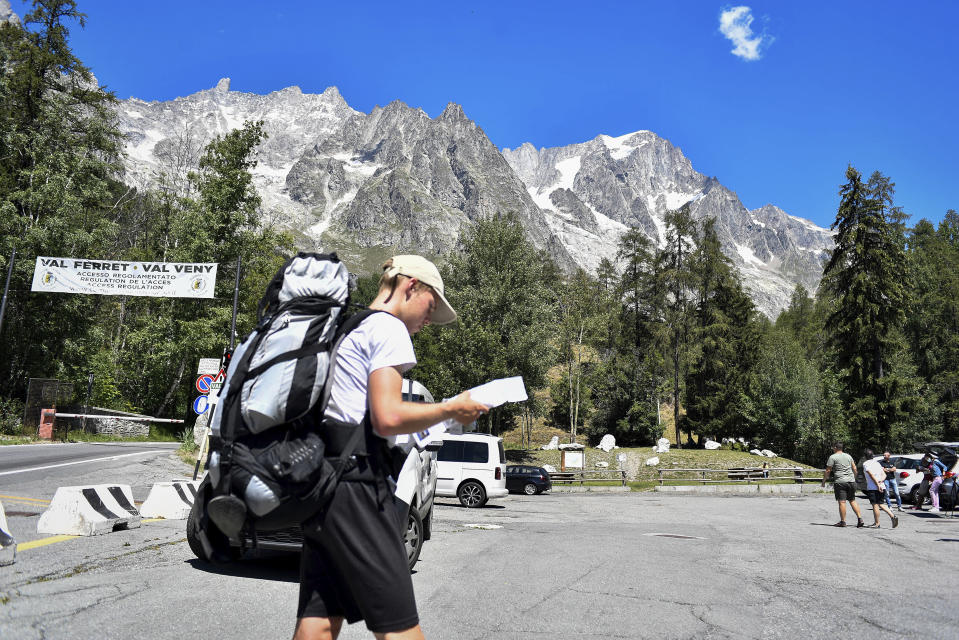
left=87, top=417, right=149, bottom=438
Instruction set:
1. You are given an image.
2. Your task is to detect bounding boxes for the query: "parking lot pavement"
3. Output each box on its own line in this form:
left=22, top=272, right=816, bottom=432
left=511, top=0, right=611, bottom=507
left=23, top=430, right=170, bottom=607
left=2, top=491, right=957, bottom=639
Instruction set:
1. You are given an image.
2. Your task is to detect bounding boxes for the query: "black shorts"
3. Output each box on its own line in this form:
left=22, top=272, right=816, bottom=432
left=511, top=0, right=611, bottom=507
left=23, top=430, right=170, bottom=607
left=866, top=489, right=884, bottom=504
left=297, top=480, right=418, bottom=633
left=834, top=481, right=857, bottom=501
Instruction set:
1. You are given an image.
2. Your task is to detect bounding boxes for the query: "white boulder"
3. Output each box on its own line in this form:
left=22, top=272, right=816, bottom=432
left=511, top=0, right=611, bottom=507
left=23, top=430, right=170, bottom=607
left=655, top=438, right=671, bottom=453
left=749, top=449, right=764, bottom=456
left=542, top=436, right=559, bottom=450
left=646, top=456, right=660, bottom=466
left=543, top=464, right=557, bottom=473
left=595, top=461, right=609, bottom=468
left=761, top=449, right=778, bottom=458
left=596, top=434, right=617, bottom=452
left=704, top=440, right=721, bottom=450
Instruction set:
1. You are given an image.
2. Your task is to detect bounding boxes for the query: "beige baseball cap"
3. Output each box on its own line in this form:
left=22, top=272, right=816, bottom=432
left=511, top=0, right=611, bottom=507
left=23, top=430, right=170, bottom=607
left=386, top=255, right=457, bottom=325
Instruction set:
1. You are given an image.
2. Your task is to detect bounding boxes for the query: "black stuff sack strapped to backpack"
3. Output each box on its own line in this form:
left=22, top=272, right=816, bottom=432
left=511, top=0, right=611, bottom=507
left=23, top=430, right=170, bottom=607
left=203, top=251, right=377, bottom=540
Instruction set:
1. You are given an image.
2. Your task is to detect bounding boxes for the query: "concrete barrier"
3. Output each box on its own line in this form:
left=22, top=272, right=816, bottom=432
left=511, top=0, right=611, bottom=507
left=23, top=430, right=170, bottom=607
left=139, top=480, right=201, bottom=519
left=0, top=500, right=16, bottom=566
left=37, top=484, right=142, bottom=536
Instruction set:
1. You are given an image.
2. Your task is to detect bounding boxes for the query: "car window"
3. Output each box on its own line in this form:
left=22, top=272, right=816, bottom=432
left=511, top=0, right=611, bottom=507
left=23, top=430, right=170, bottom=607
left=498, top=441, right=506, bottom=464
left=437, top=440, right=464, bottom=462
left=462, top=441, right=489, bottom=463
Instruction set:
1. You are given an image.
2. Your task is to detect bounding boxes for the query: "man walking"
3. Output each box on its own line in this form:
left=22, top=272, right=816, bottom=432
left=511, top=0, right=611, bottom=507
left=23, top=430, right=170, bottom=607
left=821, top=442, right=864, bottom=528
left=293, top=255, right=489, bottom=640
left=861, top=449, right=899, bottom=528
left=878, top=451, right=903, bottom=511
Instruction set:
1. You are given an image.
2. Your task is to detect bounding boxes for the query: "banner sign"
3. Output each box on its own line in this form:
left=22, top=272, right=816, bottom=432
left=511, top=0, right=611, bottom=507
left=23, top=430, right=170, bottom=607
left=31, top=257, right=217, bottom=298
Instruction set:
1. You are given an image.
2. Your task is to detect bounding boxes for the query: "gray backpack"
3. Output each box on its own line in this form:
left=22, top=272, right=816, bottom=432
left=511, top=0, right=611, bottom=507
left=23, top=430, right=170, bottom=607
left=205, top=252, right=375, bottom=539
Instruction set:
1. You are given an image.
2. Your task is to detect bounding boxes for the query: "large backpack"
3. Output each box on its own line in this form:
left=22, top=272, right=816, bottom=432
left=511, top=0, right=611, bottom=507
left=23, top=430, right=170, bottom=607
left=204, top=252, right=375, bottom=539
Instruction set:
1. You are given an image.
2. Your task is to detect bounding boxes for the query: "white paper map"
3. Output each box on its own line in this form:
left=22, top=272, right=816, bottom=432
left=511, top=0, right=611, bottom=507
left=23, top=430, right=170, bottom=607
left=395, top=376, right=528, bottom=450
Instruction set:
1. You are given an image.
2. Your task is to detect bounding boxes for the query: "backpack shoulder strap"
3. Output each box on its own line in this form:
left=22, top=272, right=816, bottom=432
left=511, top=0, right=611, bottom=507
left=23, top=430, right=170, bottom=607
left=317, top=309, right=389, bottom=415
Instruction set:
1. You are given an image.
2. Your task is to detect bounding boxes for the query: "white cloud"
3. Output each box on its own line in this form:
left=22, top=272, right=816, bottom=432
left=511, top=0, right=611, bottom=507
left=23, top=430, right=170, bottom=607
left=719, top=6, right=773, bottom=61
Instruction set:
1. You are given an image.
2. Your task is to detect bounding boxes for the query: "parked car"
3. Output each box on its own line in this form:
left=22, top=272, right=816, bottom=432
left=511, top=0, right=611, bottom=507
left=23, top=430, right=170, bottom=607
left=186, top=379, right=439, bottom=571
left=434, top=432, right=508, bottom=507
left=856, top=454, right=925, bottom=501
left=505, top=465, right=552, bottom=495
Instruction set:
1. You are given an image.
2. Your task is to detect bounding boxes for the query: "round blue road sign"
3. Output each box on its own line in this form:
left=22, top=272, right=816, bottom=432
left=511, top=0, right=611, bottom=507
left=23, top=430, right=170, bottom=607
left=193, top=395, right=209, bottom=415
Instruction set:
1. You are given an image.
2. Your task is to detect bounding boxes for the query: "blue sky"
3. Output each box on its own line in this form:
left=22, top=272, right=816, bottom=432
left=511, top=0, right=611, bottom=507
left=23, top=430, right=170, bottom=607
left=11, top=1, right=957, bottom=229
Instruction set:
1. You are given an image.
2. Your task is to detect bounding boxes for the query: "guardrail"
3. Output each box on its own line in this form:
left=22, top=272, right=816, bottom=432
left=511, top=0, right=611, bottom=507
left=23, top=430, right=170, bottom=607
left=549, top=470, right=628, bottom=487
left=657, top=466, right=824, bottom=486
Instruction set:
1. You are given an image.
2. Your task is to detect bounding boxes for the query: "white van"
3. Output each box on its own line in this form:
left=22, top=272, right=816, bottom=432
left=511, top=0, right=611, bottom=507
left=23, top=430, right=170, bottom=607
left=434, top=433, right=508, bottom=508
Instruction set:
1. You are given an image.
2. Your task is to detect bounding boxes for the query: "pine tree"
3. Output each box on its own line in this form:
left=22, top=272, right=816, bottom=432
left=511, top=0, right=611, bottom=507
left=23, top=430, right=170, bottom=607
left=654, top=204, right=697, bottom=446
left=821, top=166, right=910, bottom=447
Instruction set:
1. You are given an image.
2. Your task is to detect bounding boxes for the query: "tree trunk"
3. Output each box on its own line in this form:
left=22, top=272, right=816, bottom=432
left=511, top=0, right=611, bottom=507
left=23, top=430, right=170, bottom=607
left=155, top=356, right=187, bottom=417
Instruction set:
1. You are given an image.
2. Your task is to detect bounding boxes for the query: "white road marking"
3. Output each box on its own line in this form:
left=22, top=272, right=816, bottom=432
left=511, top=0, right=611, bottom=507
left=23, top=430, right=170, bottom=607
left=0, top=450, right=159, bottom=476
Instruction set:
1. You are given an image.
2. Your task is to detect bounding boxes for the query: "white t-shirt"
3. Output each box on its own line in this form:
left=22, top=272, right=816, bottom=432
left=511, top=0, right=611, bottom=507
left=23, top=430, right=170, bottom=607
left=324, top=312, right=416, bottom=426
left=863, top=458, right=885, bottom=491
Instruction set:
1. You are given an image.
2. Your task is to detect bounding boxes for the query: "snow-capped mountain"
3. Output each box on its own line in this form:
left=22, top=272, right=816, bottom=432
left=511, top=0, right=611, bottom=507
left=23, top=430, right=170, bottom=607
left=115, top=80, right=832, bottom=317
left=502, top=131, right=834, bottom=315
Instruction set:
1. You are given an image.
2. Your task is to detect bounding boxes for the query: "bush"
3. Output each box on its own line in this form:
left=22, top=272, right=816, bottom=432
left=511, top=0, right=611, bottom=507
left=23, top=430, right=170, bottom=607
left=0, top=397, right=24, bottom=436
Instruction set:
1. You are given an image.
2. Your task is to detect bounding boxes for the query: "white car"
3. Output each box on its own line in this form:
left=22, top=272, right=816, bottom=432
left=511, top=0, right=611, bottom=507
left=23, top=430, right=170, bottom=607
left=434, top=432, right=509, bottom=508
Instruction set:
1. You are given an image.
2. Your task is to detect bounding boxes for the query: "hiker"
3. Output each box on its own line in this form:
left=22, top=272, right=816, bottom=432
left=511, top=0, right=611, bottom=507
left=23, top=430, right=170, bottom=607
left=878, top=450, right=903, bottom=511
left=861, top=449, right=899, bottom=528
left=821, top=441, right=865, bottom=528
left=293, top=255, right=489, bottom=640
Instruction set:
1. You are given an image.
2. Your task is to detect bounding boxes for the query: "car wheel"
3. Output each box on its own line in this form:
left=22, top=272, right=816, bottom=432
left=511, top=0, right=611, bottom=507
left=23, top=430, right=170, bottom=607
left=523, top=482, right=538, bottom=496
left=405, top=508, right=424, bottom=571
left=909, top=486, right=920, bottom=505
left=457, top=481, right=487, bottom=508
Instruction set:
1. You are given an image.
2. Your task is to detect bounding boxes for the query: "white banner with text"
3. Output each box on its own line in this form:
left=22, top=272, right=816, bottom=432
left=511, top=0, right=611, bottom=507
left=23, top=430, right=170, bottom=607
left=31, top=257, right=217, bottom=298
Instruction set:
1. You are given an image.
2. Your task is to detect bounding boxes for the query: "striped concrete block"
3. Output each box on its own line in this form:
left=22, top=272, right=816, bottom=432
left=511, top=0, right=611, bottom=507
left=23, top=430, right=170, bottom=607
left=0, top=500, right=15, bottom=566
left=139, top=481, right=201, bottom=519
left=37, top=484, right=142, bottom=536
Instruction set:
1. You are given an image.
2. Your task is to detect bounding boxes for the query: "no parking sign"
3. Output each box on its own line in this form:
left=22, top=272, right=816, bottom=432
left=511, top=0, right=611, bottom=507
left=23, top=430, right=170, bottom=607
left=195, top=374, right=214, bottom=394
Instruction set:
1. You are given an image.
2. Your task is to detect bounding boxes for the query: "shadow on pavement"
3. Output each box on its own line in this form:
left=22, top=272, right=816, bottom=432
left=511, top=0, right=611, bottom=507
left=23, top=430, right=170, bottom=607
left=186, top=552, right=300, bottom=583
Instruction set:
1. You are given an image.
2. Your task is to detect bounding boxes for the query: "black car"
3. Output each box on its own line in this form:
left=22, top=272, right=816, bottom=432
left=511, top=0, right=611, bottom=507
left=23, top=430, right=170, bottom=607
left=505, top=465, right=552, bottom=495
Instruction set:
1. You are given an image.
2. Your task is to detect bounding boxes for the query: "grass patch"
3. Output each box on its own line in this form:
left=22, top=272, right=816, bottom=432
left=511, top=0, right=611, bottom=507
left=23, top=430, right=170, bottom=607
left=503, top=445, right=816, bottom=483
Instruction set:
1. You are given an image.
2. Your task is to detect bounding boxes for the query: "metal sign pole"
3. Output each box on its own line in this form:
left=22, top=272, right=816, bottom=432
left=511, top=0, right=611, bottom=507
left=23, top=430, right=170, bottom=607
left=229, top=255, right=241, bottom=351
left=0, top=247, right=16, bottom=337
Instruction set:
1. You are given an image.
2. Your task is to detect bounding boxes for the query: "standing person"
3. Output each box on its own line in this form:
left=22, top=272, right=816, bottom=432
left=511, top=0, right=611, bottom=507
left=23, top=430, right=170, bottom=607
left=861, top=449, right=899, bottom=528
left=293, top=256, right=489, bottom=640
left=926, top=454, right=948, bottom=513
left=821, top=442, right=865, bottom=528
left=878, top=451, right=903, bottom=511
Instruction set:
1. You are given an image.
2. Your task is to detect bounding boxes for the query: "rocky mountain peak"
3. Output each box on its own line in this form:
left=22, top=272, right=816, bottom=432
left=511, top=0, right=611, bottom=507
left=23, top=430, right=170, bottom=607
left=113, top=84, right=831, bottom=317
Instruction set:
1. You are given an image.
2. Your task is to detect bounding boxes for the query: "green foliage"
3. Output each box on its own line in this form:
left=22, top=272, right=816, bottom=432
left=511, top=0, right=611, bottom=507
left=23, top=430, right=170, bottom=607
left=411, top=213, right=556, bottom=435
left=820, top=167, right=915, bottom=448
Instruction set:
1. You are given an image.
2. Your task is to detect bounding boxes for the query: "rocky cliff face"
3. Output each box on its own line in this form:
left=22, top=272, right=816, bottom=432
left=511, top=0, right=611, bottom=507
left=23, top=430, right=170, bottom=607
left=502, top=131, right=834, bottom=315
left=115, top=81, right=831, bottom=316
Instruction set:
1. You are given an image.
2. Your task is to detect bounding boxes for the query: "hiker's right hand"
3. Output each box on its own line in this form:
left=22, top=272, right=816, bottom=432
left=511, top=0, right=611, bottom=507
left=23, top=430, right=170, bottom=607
left=447, top=391, right=489, bottom=425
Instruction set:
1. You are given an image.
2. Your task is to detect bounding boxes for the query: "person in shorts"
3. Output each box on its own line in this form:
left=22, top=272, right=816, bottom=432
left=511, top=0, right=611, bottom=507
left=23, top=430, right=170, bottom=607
left=861, top=449, right=899, bottom=528
left=821, top=441, right=864, bottom=528
left=293, top=255, right=489, bottom=640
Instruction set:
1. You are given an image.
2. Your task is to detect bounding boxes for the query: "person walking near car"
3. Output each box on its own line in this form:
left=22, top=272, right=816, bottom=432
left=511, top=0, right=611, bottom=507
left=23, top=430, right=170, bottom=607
left=861, top=449, right=899, bottom=528
left=879, top=451, right=903, bottom=511
left=293, top=255, right=489, bottom=640
left=821, top=442, right=865, bottom=528
left=911, top=454, right=947, bottom=512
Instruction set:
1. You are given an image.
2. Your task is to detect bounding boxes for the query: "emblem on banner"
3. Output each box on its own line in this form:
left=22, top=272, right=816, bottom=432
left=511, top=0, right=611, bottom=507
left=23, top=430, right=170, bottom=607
left=40, top=271, right=57, bottom=287
left=190, top=276, right=208, bottom=294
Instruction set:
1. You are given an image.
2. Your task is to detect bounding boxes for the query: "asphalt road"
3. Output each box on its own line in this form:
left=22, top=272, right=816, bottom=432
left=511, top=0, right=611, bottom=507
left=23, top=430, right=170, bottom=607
left=1, top=450, right=958, bottom=639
